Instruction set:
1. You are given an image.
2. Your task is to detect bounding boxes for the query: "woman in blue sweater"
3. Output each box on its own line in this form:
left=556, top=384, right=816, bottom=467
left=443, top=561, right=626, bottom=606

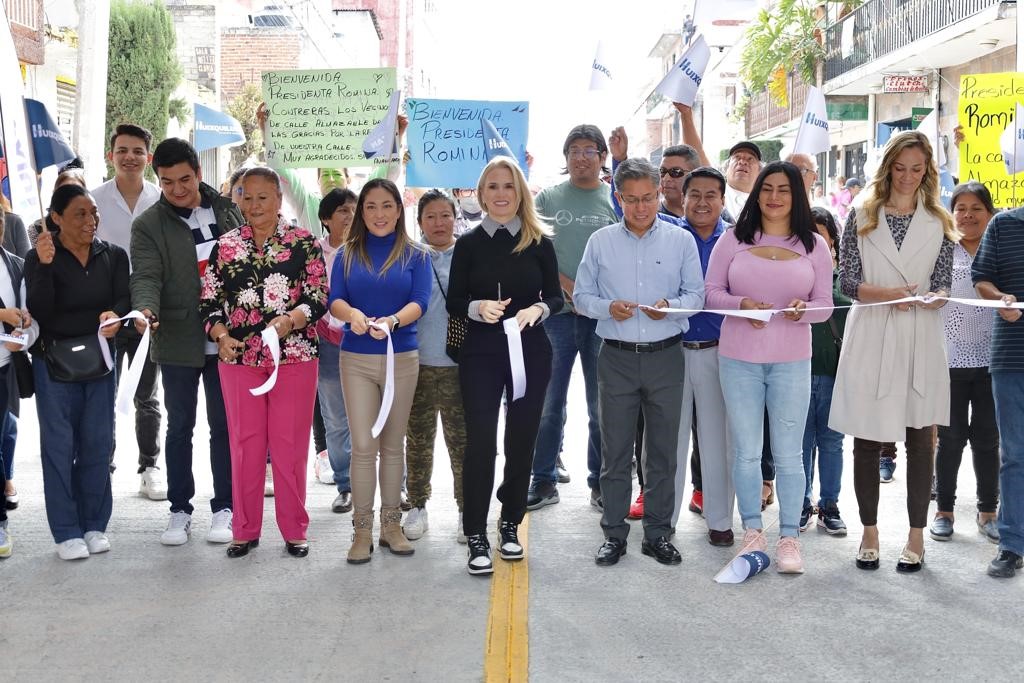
left=329, top=178, right=431, bottom=564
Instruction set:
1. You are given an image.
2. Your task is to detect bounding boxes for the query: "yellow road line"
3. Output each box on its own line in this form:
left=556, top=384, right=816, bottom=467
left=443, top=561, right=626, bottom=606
left=484, top=514, right=529, bottom=683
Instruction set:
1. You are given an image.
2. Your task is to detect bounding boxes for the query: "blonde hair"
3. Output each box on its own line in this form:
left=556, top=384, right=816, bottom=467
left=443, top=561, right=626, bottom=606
left=476, top=157, right=551, bottom=253
left=858, top=130, right=959, bottom=241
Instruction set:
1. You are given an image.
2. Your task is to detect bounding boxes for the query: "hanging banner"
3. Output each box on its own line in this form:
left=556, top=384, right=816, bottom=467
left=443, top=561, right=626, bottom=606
left=194, top=103, right=245, bottom=152
left=405, top=98, right=529, bottom=188
left=261, top=67, right=397, bottom=168
left=957, top=72, right=1024, bottom=208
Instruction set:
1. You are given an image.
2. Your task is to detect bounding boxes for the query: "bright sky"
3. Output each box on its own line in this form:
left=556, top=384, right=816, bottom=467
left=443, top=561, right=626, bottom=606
left=435, top=0, right=691, bottom=184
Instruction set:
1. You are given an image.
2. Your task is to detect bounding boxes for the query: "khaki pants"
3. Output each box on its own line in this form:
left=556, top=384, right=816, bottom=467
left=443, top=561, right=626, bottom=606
left=340, top=350, right=419, bottom=516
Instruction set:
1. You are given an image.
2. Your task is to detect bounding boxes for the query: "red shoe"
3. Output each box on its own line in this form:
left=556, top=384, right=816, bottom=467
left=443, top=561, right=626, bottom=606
left=688, top=489, right=703, bottom=515
left=628, top=491, right=644, bottom=519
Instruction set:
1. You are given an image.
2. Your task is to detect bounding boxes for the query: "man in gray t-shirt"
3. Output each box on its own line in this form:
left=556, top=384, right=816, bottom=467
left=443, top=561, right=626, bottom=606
left=527, top=125, right=618, bottom=512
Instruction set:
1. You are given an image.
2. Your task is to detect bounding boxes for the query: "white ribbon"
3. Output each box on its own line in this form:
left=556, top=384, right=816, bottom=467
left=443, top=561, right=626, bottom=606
left=98, top=311, right=151, bottom=416
left=0, top=332, right=27, bottom=347
left=249, top=326, right=281, bottom=397
left=369, top=320, right=395, bottom=438
left=642, top=295, right=1024, bottom=321
left=503, top=318, right=527, bottom=401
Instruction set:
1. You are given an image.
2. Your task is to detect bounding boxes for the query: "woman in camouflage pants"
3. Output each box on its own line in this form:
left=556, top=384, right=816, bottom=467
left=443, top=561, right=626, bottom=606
left=403, top=190, right=467, bottom=543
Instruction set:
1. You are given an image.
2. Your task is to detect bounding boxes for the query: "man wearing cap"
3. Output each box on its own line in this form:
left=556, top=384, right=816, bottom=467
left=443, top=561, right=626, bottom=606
left=527, top=124, right=619, bottom=512
left=836, top=177, right=862, bottom=223
left=674, top=103, right=762, bottom=222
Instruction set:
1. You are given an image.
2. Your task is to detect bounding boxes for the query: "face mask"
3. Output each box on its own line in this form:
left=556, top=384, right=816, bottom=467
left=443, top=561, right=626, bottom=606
left=458, top=196, right=481, bottom=215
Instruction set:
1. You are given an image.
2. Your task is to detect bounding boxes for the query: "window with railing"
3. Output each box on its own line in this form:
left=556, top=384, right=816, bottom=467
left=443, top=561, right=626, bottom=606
left=822, top=0, right=1004, bottom=82
left=7, top=0, right=42, bottom=29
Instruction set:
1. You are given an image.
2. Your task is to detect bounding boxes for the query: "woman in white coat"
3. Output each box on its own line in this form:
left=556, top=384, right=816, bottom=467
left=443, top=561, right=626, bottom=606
left=830, top=131, right=958, bottom=573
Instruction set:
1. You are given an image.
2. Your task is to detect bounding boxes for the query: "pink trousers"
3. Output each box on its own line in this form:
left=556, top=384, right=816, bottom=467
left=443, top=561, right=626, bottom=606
left=218, top=360, right=318, bottom=542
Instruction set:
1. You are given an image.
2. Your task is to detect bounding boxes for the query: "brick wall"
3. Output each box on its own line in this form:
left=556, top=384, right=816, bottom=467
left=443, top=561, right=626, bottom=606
left=220, top=27, right=302, bottom=106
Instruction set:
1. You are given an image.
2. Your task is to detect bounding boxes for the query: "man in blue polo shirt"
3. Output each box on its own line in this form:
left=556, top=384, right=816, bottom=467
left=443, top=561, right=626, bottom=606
left=972, top=206, right=1024, bottom=578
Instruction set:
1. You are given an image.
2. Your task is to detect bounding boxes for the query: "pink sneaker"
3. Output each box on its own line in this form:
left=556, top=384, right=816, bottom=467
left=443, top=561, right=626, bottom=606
left=741, top=528, right=767, bottom=553
left=776, top=536, right=805, bottom=574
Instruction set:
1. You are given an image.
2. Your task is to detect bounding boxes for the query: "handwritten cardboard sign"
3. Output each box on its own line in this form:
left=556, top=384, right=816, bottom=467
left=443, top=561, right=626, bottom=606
left=958, top=72, right=1024, bottom=207
left=404, top=98, right=529, bottom=188
left=261, top=67, right=397, bottom=168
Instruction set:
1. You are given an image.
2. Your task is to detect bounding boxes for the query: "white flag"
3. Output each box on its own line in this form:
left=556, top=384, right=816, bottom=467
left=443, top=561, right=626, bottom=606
left=589, top=41, right=613, bottom=90
left=653, top=34, right=710, bottom=107
left=0, top=4, right=40, bottom=223
left=917, top=108, right=946, bottom=169
left=1000, top=102, right=1024, bottom=175
left=791, top=86, right=830, bottom=156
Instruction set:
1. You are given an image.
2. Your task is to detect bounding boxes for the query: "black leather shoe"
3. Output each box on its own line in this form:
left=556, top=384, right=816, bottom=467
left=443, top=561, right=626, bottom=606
left=856, top=545, right=880, bottom=570
left=595, top=538, right=627, bottom=566
left=286, top=541, right=309, bottom=558
left=641, top=536, right=681, bottom=565
left=226, top=539, right=259, bottom=558
left=988, top=550, right=1023, bottom=578
left=708, top=529, right=734, bottom=547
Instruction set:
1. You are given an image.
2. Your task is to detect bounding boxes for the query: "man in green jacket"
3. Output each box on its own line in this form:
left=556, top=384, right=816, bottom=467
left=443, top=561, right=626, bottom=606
left=130, top=138, right=243, bottom=547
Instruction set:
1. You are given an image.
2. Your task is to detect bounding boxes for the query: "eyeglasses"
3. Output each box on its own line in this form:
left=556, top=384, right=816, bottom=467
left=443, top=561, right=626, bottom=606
left=798, top=167, right=816, bottom=176
left=620, top=194, right=659, bottom=207
left=568, top=148, right=601, bottom=160
left=659, top=167, right=689, bottom=178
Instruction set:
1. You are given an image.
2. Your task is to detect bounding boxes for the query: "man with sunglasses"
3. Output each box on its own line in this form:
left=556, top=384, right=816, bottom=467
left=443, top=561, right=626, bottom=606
left=527, top=125, right=619, bottom=513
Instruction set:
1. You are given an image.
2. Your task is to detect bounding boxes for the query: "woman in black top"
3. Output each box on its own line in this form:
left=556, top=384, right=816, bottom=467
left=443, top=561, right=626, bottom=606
left=447, top=157, right=562, bottom=575
left=25, top=184, right=130, bottom=561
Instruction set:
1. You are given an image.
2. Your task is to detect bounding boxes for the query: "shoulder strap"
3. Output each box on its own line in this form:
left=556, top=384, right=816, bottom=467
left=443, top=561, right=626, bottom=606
left=827, top=315, right=842, bottom=344
left=429, top=257, right=447, bottom=300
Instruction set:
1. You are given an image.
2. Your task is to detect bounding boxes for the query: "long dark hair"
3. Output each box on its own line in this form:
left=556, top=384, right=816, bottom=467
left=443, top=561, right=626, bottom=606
left=46, top=184, right=93, bottom=232
left=342, top=178, right=423, bottom=277
left=734, top=161, right=817, bottom=253
left=950, top=181, right=996, bottom=215
left=810, top=206, right=839, bottom=246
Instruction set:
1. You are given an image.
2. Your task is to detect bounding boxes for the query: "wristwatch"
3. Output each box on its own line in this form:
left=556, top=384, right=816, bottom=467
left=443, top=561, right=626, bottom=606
left=389, top=315, right=401, bottom=330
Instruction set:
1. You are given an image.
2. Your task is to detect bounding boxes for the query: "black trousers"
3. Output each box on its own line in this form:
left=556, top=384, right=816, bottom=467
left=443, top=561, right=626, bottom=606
left=936, top=367, right=1000, bottom=513
left=461, top=324, right=551, bottom=537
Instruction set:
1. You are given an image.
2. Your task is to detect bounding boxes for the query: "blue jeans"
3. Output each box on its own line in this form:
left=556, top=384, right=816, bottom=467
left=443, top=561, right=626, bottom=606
left=33, top=360, right=115, bottom=543
left=317, top=339, right=352, bottom=493
left=992, top=372, right=1024, bottom=556
left=533, top=313, right=602, bottom=489
left=1, top=412, right=15, bottom=480
left=802, top=374, right=844, bottom=507
left=719, top=357, right=810, bottom=537
left=161, top=356, right=232, bottom=515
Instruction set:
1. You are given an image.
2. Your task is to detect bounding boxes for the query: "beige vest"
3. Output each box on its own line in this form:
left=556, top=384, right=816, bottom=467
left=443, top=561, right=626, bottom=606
left=829, top=202, right=950, bottom=442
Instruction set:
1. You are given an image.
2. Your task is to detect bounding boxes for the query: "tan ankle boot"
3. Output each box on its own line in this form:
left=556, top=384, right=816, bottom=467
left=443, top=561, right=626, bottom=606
left=347, top=512, right=374, bottom=564
left=379, top=508, right=414, bottom=556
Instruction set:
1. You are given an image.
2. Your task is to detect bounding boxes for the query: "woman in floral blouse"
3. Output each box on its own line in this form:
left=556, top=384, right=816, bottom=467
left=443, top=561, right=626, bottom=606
left=200, top=167, right=327, bottom=559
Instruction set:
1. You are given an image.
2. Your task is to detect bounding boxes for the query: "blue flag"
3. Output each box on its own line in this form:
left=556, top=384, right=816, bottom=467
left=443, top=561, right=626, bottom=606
left=481, top=118, right=516, bottom=162
left=194, top=103, right=245, bottom=152
left=363, top=89, right=401, bottom=160
left=24, top=98, right=75, bottom=171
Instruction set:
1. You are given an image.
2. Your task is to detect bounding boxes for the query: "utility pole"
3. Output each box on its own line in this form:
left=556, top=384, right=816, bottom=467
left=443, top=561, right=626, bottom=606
left=73, top=0, right=110, bottom=187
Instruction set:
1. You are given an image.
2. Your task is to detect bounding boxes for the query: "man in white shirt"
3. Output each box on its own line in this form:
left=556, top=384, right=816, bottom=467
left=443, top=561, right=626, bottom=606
left=91, top=124, right=165, bottom=500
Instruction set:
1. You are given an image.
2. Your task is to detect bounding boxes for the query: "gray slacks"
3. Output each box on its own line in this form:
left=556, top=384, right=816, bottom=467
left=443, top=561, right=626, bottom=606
left=671, top=345, right=734, bottom=531
left=598, top=342, right=684, bottom=541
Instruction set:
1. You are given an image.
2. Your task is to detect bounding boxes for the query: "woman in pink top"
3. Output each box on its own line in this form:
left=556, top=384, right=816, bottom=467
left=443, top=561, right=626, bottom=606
left=705, top=161, right=834, bottom=574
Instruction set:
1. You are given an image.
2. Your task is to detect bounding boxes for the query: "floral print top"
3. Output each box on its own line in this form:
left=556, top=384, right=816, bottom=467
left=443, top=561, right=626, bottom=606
left=200, top=215, right=328, bottom=367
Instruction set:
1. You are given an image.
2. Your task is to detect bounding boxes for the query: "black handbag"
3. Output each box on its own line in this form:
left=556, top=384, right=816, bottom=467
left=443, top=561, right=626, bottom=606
left=43, top=335, right=113, bottom=383
left=11, top=351, right=33, bottom=398
left=430, top=259, right=467, bottom=363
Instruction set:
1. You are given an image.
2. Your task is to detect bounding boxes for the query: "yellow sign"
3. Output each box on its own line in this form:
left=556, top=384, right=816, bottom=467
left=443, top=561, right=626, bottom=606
left=958, top=72, right=1024, bottom=208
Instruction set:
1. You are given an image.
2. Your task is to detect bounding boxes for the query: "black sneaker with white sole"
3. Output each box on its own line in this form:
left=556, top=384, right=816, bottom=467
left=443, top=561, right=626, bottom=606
left=498, top=520, right=524, bottom=561
left=799, top=504, right=815, bottom=532
left=466, top=534, right=493, bottom=575
left=526, top=480, right=559, bottom=510
left=817, top=503, right=848, bottom=536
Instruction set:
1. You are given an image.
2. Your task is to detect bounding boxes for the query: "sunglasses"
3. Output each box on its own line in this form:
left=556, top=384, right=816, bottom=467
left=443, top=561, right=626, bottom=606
left=659, top=167, right=689, bottom=178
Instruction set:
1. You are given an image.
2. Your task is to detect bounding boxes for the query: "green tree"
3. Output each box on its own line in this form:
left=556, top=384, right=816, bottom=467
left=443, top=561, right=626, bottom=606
left=225, top=84, right=263, bottom=171
left=105, top=0, right=182, bottom=166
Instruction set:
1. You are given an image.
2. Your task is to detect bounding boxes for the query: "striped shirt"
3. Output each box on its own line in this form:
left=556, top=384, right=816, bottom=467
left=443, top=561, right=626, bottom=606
left=971, top=207, right=1024, bottom=372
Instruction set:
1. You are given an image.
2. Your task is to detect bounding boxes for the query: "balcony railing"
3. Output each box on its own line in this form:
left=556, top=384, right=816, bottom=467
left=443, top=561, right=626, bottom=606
left=745, top=74, right=810, bottom=138
left=822, top=0, right=1004, bottom=83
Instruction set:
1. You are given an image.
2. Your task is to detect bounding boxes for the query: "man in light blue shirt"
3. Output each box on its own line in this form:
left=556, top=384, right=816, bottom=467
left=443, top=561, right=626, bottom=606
left=574, top=157, right=704, bottom=567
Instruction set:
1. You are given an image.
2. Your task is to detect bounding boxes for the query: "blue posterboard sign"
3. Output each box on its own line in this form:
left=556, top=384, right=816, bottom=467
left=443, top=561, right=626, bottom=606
left=405, top=98, right=528, bottom=188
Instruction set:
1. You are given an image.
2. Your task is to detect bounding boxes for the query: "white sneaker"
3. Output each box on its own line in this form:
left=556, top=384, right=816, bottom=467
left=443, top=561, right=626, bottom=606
left=314, top=450, right=334, bottom=485
left=57, top=538, right=90, bottom=560
left=161, top=511, right=192, bottom=546
left=457, top=513, right=467, bottom=544
left=84, top=531, right=110, bottom=554
left=265, top=463, right=274, bottom=497
left=139, top=467, right=168, bottom=501
left=208, top=509, right=233, bottom=544
left=403, top=507, right=428, bottom=540
left=0, top=523, right=11, bottom=558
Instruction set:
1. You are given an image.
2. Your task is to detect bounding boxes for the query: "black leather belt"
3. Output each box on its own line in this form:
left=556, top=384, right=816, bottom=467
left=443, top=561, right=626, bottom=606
left=604, top=335, right=682, bottom=353
left=682, top=339, right=719, bottom=350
